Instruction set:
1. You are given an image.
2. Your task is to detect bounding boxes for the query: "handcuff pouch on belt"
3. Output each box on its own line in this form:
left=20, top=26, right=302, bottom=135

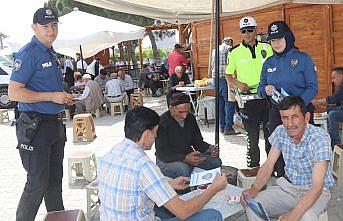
left=16, top=112, right=41, bottom=146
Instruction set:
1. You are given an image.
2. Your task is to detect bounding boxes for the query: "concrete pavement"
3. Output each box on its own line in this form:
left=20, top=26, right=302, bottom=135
left=0, top=95, right=342, bottom=221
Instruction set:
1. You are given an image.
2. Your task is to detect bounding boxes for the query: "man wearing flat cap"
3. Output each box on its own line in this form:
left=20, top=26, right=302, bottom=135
left=155, top=92, right=222, bottom=181
left=9, top=7, right=73, bottom=221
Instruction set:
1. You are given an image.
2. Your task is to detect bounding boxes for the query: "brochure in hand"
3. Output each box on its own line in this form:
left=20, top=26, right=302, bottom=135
left=243, top=194, right=270, bottom=221
left=198, top=144, right=217, bottom=158
left=189, top=167, right=221, bottom=187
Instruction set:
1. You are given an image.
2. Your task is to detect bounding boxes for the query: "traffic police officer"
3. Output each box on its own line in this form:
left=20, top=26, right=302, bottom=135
left=226, top=16, right=273, bottom=168
left=8, top=8, right=73, bottom=221
left=258, top=21, right=318, bottom=176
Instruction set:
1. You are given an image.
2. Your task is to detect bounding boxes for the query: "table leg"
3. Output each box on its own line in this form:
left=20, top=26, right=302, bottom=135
left=187, top=92, right=197, bottom=116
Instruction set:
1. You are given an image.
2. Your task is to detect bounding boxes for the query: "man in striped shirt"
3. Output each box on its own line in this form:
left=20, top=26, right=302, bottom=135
left=98, top=106, right=227, bottom=221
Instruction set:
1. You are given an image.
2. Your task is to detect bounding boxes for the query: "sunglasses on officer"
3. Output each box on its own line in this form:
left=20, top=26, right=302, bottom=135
left=240, top=28, right=254, bottom=34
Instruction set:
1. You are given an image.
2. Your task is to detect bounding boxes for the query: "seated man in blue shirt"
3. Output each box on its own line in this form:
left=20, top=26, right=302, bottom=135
left=241, top=96, right=334, bottom=221
left=98, top=106, right=227, bottom=221
left=313, top=66, right=343, bottom=148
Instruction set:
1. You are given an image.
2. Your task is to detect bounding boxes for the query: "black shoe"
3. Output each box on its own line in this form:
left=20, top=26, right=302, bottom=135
left=220, top=128, right=224, bottom=133
left=223, top=128, right=240, bottom=135
left=152, top=93, right=158, bottom=97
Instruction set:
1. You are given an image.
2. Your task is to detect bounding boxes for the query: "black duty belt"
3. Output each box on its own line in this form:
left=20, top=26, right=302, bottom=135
left=107, top=95, right=121, bottom=98
left=21, top=112, right=64, bottom=121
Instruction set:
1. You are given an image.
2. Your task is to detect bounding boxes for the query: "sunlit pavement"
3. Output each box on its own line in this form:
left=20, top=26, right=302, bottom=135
left=0, top=95, right=341, bottom=221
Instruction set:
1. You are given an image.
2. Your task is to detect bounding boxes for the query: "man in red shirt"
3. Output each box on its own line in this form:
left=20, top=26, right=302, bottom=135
left=168, top=44, right=190, bottom=75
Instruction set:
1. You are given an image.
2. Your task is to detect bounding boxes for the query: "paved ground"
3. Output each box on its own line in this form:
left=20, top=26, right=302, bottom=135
left=0, top=95, right=342, bottom=221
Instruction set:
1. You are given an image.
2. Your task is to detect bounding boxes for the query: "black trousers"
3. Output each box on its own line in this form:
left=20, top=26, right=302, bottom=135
left=241, top=99, right=270, bottom=168
left=16, top=119, right=66, bottom=221
left=268, top=102, right=315, bottom=177
left=126, top=88, right=135, bottom=103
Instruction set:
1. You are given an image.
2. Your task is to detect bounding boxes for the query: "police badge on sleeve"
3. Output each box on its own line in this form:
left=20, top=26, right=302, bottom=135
left=13, top=59, right=22, bottom=72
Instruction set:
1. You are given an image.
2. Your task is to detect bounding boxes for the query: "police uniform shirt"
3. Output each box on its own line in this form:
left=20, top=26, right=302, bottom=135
left=226, top=41, right=273, bottom=93
left=258, top=48, right=318, bottom=105
left=10, top=36, right=64, bottom=114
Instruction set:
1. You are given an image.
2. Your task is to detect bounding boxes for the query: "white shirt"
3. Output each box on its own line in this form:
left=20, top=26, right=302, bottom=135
left=74, top=81, right=85, bottom=87
left=78, top=86, right=90, bottom=100
left=77, top=60, right=88, bottom=70
left=105, top=79, right=122, bottom=97
left=120, top=74, right=134, bottom=91
left=64, top=59, right=74, bottom=73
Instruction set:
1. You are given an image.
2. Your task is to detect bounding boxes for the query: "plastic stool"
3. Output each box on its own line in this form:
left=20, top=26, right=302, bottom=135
left=86, top=179, right=100, bottom=220
left=0, top=109, right=9, bottom=123
left=318, top=210, right=328, bottom=221
left=130, top=93, right=143, bottom=109
left=237, top=167, right=272, bottom=190
left=109, top=102, right=124, bottom=116
left=73, top=114, right=96, bottom=142
left=333, top=144, right=343, bottom=187
left=43, top=209, right=86, bottom=221
left=68, top=151, right=97, bottom=185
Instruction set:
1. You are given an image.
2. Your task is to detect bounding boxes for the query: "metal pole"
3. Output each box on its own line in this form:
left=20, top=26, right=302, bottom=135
left=79, top=45, right=85, bottom=75
left=215, top=0, right=220, bottom=145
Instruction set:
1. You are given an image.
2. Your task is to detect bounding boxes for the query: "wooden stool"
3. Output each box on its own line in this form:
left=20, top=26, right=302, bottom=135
left=130, top=93, right=143, bottom=110
left=73, top=114, right=96, bottom=142
left=68, top=151, right=97, bottom=185
left=86, top=179, right=100, bottom=220
left=110, top=102, right=124, bottom=116
left=43, top=209, right=85, bottom=221
left=64, top=109, right=72, bottom=121
left=333, top=144, right=343, bottom=187
left=0, top=109, right=9, bottom=123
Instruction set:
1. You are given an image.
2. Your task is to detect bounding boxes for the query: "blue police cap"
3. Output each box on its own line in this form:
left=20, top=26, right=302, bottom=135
left=33, top=7, right=59, bottom=25
left=267, top=21, right=290, bottom=41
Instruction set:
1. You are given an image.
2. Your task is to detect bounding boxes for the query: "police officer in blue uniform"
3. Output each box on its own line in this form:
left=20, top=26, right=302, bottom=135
left=258, top=21, right=318, bottom=177
left=8, top=8, right=73, bottom=221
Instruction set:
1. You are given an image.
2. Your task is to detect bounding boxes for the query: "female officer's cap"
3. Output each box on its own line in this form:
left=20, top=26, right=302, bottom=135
left=33, top=7, right=59, bottom=25
left=267, top=21, right=290, bottom=41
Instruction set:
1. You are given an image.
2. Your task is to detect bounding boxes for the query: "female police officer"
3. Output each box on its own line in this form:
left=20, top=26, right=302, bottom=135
left=257, top=21, right=318, bottom=177
left=8, top=8, right=73, bottom=221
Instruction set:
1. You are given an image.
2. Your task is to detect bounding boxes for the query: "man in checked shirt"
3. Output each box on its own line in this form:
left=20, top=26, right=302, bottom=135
left=240, top=96, right=334, bottom=221
left=98, top=106, right=227, bottom=221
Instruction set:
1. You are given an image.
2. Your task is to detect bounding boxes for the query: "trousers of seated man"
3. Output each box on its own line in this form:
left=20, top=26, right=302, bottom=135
left=105, top=92, right=129, bottom=107
left=157, top=157, right=221, bottom=186
left=246, top=177, right=330, bottom=221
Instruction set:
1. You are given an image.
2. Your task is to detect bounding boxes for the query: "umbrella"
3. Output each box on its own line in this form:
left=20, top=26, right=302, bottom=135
left=53, top=8, right=145, bottom=59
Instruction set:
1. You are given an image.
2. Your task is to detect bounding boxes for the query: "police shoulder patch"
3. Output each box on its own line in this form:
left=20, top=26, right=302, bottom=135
left=13, top=59, right=22, bottom=72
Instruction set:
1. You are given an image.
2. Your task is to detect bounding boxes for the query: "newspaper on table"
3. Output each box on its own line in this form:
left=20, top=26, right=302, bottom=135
left=189, top=167, right=221, bottom=187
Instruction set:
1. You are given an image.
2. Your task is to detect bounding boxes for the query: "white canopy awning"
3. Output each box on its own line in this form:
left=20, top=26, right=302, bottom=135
left=53, top=8, right=145, bottom=58
left=75, top=0, right=343, bottom=24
